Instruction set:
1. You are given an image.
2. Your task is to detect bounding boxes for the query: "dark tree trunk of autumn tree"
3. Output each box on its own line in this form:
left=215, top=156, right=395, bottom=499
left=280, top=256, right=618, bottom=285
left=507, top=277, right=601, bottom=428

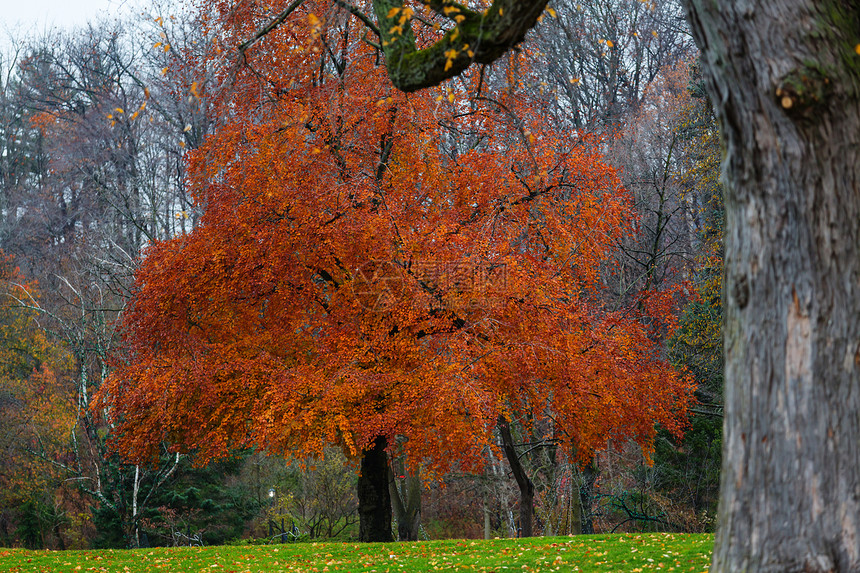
left=578, top=458, right=598, bottom=535
left=358, top=436, right=394, bottom=542
left=498, top=417, right=535, bottom=538
left=683, top=0, right=860, bottom=570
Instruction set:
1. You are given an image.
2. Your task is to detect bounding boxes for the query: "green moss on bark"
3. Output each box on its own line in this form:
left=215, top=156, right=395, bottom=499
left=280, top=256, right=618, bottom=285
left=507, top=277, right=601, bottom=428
left=372, top=0, right=549, bottom=92
left=775, top=62, right=834, bottom=115
left=816, top=1, right=860, bottom=88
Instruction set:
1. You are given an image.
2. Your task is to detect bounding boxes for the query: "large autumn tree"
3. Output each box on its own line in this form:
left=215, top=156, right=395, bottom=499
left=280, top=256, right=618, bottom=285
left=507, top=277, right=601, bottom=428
left=98, top=3, right=692, bottom=542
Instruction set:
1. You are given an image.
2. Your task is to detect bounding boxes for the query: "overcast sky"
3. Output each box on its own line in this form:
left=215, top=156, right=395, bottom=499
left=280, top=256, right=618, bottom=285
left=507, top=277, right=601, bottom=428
left=3, top=0, right=137, bottom=37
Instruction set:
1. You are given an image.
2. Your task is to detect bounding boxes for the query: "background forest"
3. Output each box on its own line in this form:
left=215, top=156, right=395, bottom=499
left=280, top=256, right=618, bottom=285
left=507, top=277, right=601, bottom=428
left=0, top=0, right=724, bottom=549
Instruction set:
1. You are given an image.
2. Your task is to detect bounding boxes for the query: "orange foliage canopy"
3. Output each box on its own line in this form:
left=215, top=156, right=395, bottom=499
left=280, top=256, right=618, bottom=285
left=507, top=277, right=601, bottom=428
left=97, top=2, right=692, bottom=470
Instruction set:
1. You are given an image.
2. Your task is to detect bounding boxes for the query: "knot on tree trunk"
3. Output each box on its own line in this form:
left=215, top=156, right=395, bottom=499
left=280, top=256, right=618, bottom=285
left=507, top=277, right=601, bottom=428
left=775, top=64, right=833, bottom=116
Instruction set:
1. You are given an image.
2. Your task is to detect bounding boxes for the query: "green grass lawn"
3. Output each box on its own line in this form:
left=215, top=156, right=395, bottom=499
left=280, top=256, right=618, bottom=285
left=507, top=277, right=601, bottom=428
left=0, top=533, right=713, bottom=572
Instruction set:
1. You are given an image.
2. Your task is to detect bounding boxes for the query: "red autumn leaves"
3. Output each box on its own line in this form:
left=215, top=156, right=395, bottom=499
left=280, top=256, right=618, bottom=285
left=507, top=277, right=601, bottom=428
left=96, top=3, right=693, bottom=471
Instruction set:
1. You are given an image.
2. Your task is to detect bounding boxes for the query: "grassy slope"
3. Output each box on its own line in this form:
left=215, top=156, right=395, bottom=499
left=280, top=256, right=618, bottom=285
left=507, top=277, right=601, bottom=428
left=0, top=533, right=713, bottom=572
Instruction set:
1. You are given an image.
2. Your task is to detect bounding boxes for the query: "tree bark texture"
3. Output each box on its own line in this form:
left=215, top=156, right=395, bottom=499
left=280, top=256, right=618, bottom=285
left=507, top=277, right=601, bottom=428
left=683, top=0, right=860, bottom=570
left=358, top=436, right=395, bottom=542
left=499, top=417, right=535, bottom=537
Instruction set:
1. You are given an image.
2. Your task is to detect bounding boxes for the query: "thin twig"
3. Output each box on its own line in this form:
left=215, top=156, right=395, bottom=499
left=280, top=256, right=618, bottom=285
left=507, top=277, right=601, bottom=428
left=237, top=0, right=308, bottom=56
left=332, top=0, right=381, bottom=37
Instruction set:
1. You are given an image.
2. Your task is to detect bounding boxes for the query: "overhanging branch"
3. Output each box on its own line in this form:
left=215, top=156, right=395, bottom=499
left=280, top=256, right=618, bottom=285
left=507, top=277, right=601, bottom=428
left=373, top=0, right=550, bottom=92
left=235, top=0, right=548, bottom=92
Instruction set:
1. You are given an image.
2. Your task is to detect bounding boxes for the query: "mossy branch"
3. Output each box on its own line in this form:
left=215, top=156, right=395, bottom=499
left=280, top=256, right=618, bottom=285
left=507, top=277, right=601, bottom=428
left=373, top=0, right=550, bottom=92
left=237, top=0, right=549, bottom=92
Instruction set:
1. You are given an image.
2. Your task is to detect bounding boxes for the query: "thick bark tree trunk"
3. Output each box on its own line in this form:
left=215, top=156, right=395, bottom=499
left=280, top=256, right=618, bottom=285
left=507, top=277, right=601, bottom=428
left=499, top=417, right=535, bottom=537
left=682, top=1, right=860, bottom=570
left=358, top=436, right=394, bottom=542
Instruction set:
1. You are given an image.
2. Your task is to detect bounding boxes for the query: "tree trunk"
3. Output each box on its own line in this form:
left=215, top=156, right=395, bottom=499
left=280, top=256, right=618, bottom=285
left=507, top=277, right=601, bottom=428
left=578, top=459, right=597, bottom=535
left=131, top=464, right=140, bottom=549
left=358, top=436, right=394, bottom=542
left=570, top=477, right=582, bottom=535
left=498, top=417, right=535, bottom=537
left=682, top=1, right=860, bottom=570
left=389, top=465, right=421, bottom=541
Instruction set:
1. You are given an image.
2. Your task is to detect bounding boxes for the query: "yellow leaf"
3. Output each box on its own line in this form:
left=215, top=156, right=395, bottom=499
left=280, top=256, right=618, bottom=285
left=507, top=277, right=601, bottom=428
left=856, top=44, right=860, bottom=55
left=115, top=107, right=124, bottom=114
left=454, top=14, right=465, bottom=23
left=606, top=40, right=614, bottom=48
left=386, top=7, right=400, bottom=18
left=547, top=7, right=557, bottom=17
left=447, top=92, right=454, bottom=103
